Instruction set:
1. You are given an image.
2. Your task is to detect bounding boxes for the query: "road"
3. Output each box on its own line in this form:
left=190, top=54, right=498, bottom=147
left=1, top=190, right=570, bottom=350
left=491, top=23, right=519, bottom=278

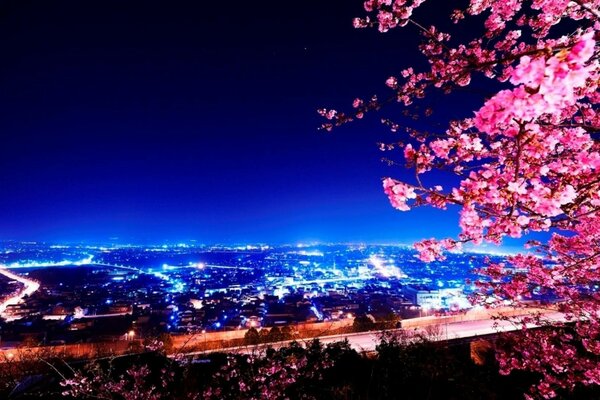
left=0, top=267, right=40, bottom=319
left=178, top=311, right=566, bottom=357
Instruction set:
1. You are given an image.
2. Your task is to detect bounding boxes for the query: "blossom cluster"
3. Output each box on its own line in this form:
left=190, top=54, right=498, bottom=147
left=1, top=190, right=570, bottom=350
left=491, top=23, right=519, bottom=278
left=61, top=362, right=174, bottom=400
left=327, top=0, right=600, bottom=397
left=203, top=341, right=334, bottom=400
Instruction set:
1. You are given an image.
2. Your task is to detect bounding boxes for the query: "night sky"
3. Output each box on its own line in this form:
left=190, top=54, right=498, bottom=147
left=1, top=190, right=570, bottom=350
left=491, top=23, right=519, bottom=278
left=0, top=0, right=476, bottom=244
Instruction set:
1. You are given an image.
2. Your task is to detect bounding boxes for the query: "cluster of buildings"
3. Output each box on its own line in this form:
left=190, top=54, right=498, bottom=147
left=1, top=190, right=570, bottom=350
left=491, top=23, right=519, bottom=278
left=0, top=242, right=497, bottom=347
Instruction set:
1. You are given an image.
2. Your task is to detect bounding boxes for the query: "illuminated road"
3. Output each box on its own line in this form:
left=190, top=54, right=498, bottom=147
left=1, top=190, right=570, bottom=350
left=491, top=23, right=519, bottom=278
left=200, top=264, right=253, bottom=271
left=89, top=262, right=142, bottom=272
left=0, top=267, right=40, bottom=319
left=178, top=311, right=566, bottom=357
left=282, top=276, right=375, bottom=285
left=162, top=263, right=253, bottom=271
left=320, top=312, right=567, bottom=353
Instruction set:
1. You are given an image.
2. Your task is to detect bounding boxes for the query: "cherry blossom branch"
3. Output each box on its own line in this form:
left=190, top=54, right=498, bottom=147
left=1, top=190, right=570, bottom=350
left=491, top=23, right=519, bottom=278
left=571, top=0, right=600, bottom=20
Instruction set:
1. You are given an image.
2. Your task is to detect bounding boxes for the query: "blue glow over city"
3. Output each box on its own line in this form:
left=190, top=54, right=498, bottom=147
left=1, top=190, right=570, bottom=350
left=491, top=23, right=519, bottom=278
left=0, top=0, right=554, bottom=360
left=0, top=0, right=593, bottom=397
left=0, top=241, right=520, bottom=334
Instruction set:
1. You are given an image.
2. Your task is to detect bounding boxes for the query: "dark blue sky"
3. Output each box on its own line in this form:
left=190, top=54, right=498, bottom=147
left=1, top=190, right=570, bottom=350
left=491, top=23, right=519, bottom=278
left=0, top=0, right=472, bottom=244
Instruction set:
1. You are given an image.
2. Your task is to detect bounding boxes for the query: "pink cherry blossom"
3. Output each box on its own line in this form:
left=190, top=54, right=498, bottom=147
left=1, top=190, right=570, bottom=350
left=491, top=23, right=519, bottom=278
left=383, top=177, right=417, bottom=211
left=323, top=0, right=600, bottom=396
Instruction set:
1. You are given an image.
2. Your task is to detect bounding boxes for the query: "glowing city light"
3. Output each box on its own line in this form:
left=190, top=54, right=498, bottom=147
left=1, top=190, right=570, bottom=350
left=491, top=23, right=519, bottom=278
left=0, top=267, right=41, bottom=320
left=367, top=255, right=407, bottom=278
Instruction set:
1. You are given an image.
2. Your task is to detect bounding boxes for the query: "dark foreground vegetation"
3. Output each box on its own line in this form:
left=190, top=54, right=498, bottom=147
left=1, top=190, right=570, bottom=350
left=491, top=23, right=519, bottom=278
left=2, top=331, right=600, bottom=400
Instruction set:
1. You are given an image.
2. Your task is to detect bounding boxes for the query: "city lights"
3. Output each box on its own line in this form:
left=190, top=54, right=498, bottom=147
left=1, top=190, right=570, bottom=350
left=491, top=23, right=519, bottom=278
left=0, top=241, right=517, bottom=351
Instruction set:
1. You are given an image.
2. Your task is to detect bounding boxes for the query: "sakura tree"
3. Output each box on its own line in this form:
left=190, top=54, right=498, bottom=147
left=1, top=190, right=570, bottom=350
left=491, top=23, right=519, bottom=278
left=320, top=0, right=599, bottom=398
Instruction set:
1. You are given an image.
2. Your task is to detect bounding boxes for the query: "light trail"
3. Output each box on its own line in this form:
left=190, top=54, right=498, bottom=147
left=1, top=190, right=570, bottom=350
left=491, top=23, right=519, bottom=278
left=0, top=267, right=40, bottom=319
